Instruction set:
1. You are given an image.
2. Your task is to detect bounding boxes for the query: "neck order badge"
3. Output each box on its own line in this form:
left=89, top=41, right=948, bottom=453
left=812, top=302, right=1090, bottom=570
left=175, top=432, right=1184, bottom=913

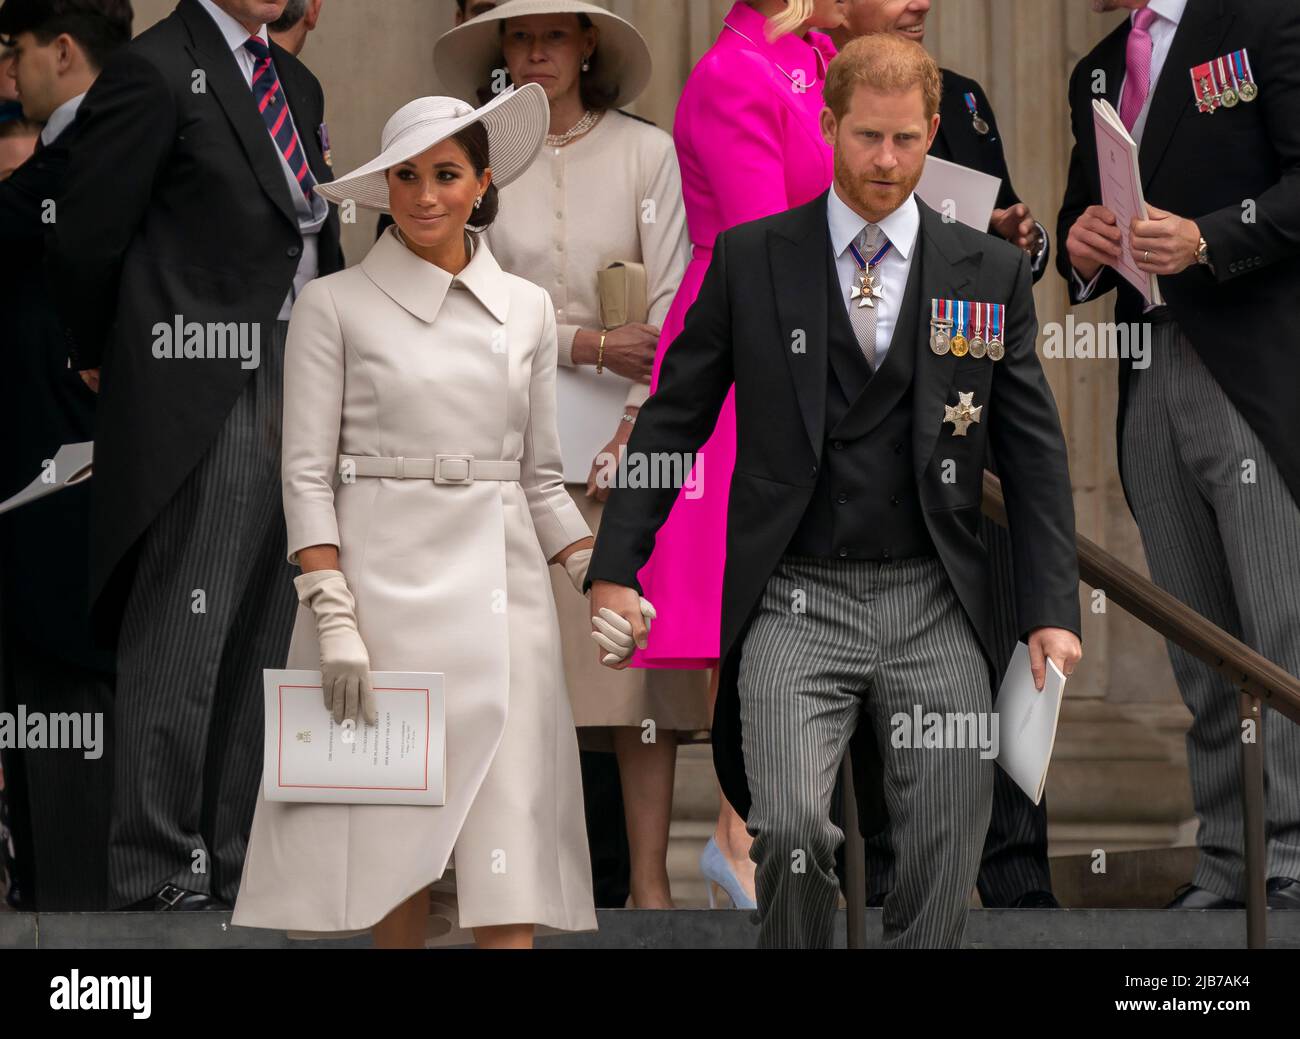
left=849, top=235, right=893, bottom=309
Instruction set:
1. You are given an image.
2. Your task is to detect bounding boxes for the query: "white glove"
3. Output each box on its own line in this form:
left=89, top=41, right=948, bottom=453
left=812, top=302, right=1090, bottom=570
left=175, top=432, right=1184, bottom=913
left=293, top=569, right=377, bottom=726
left=562, top=548, right=593, bottom=596
left=590, top=598, right=657, bottom=666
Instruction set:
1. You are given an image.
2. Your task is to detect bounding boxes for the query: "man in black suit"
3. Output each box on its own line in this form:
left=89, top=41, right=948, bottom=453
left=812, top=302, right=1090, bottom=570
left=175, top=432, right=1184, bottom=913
left=0, top=0, right=130, bottom=911
left=1059, top=0, right=1300, bottom=911
left=586, top=32, right=1081, bottom=948
left=46, top=0, right=342, bottom=911
left=830, top=0, right=1062, bottom=909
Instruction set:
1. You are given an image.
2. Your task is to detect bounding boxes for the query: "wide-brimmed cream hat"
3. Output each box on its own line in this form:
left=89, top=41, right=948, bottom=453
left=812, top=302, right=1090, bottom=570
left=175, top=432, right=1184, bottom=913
left=433, top=0, right=652, bottom=110
left=315, top=83, right=549, bottom=212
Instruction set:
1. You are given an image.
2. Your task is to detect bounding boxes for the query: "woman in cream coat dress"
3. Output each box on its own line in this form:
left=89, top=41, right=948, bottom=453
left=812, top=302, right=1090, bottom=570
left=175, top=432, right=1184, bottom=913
left=230, top=86, right=635, bottom=949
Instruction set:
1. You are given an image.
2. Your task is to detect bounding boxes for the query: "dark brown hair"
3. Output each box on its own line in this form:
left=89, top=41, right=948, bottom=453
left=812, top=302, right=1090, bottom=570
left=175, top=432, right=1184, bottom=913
left=450, top=119, right=500, bottom=231
left=0, top=0, right=132, bottom=72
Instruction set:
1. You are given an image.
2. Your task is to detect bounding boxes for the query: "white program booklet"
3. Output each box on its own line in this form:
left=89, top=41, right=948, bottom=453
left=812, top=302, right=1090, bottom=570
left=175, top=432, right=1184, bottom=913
left=994, top=642, right=1068, bottom=805
left=262, top=669, right=446, bottom=806
left=0, top=441, right=94, bottom=516
left=1092, top=99, right=1165, bottom=307
left=916, top=154, right=1002, bottom=233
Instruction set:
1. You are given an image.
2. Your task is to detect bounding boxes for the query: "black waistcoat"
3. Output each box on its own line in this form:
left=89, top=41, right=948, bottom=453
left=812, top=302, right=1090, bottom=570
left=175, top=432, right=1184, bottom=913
left=785, top=238, right=936, bottom=562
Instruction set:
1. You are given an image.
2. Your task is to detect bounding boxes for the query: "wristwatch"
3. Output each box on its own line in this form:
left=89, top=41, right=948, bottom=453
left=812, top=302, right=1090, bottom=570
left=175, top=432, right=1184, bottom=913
left=1196, top=236, right=1212, bottom=269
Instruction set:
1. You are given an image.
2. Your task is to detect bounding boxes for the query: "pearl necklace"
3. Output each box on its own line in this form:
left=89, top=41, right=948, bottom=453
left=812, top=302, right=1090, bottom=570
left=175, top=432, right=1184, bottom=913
left=547, top=109, right=601, bottom=147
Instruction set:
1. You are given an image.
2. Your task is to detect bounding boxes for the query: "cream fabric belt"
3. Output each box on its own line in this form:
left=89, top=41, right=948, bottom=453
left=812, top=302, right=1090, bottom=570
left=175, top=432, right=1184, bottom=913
left=338, top=454, right=521, bottom=484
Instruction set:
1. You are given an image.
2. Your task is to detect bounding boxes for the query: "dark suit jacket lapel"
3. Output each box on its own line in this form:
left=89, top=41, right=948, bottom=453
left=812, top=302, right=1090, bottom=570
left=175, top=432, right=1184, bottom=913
left=771, top=193, right=832, bottom=463
left=936, top=83, right=981, bottom=169
left=1139, top=0, right=1234, bottom=187
left=912, top=200, right=981, bottom=478
left=178, top=0, right=298, bottom=231
left=276, top=47, right=333, bottom=188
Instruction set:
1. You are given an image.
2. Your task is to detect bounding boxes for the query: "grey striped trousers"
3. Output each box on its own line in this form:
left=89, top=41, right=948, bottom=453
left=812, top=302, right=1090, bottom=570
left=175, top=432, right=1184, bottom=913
left=738, top=554, right=994, bottom=948
left=1122, top=323, right=1300, bottom=898
left=110, top=320, right=296, bottom=907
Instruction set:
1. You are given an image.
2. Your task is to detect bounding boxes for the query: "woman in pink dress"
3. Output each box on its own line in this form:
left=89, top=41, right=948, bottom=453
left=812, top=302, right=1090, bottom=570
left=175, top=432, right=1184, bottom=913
left=632, top=0, right=846, bottom=905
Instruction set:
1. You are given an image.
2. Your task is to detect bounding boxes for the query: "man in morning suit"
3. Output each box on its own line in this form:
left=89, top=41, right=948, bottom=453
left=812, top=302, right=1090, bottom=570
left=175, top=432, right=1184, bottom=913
left=0, top=0, right=130, bottom=911
left=46, top=0, right=342, bottom=910
left=1059, top=0, right=1300, bottom=911
left=586, top=33, right=1082, bottom=948
left=831, top=0, right=1063, bottom=912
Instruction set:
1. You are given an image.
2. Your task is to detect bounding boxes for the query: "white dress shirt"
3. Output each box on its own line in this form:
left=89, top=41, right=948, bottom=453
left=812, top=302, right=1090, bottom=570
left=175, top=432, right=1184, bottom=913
left=1073, top=0, right=1187, bottom=302
left=196, top=0, right=327, bottom=320
left=827, top=182, right=920, bottom=364
left=39, top=91, right=86, bottom=147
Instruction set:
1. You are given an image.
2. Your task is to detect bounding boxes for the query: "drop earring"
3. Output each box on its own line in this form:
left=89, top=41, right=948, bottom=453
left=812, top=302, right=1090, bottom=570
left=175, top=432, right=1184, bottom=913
left=581, top=56, right=590, bottom=71
left=474, top=195, right=483, bottom=210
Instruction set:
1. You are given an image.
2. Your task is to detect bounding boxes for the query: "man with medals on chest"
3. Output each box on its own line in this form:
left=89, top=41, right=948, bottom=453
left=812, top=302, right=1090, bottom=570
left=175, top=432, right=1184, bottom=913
left=1060, top=0, right=1300, bottom=911
left=584, top=32, right=1082, bottom=948
left=830, top=0, right=1064, bottom=911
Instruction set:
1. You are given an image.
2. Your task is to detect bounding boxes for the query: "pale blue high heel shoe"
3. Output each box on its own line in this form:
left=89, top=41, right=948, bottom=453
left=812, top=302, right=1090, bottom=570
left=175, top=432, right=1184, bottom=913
left=700, top=836, right=757, bottom=909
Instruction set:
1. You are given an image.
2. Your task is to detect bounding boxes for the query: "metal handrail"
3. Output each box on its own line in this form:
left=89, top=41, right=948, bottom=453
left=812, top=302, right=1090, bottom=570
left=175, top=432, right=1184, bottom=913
left=841, top=472, right=1295, bottom=949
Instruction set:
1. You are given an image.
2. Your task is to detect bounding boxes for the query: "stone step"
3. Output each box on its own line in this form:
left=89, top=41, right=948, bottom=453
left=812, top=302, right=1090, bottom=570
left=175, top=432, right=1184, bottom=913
left=2, top=907, right=1296, bottom=949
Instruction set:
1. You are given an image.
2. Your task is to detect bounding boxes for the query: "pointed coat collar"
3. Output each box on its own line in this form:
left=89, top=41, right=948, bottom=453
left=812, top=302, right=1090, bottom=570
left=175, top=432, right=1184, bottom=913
left=720, top=1, right=836, bottom=85
left=361, top=226, right=511, bottom=325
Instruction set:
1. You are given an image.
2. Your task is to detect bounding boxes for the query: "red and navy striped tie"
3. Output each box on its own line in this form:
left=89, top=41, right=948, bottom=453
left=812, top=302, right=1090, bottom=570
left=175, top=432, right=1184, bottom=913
left=242, top=34, right=317, bottom=200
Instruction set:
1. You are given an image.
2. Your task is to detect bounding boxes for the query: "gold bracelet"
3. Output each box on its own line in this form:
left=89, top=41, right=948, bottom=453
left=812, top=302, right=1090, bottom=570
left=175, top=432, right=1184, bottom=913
left=596, top=331, right=608, bottom=374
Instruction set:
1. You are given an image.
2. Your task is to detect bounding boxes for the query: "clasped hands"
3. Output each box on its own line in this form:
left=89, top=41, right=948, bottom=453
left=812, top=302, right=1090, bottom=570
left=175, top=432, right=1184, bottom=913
left=561, top=547, right=657, bottom=668
left=1066, top=203, right=1202, bottom=281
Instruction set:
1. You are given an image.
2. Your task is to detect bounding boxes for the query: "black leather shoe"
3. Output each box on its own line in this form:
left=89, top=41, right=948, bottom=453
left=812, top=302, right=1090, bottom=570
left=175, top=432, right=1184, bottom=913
left=1008, top=890, right=1060, bottom=909
left=124, top=884, right=229, bottom=912
left=1166, top=883, right=1244, bottom=909
left=1267, top=877, right=1300, bottom=909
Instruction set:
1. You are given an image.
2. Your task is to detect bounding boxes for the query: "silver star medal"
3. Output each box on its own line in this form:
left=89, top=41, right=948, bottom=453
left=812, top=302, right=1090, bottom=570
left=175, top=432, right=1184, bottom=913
left=943, top=391, right=983, bottom=437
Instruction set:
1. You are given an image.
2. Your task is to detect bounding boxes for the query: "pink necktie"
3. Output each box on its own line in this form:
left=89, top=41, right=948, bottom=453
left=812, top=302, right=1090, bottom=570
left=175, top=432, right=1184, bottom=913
left=1119, top=6, right=1159, bottom=131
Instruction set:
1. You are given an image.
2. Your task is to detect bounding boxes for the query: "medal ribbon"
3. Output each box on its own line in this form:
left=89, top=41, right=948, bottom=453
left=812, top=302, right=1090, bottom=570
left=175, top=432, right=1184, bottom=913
left=1216, top=55, right=1232, bottom=95
left=992, top=304, right=1002, bottom=343
left=963, top=92, right=980, bottom=118
left=848, top=237, right=893, bottom=273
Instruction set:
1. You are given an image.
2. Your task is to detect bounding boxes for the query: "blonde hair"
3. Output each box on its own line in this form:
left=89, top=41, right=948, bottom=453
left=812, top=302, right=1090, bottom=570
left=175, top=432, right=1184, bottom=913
left=824, top=32, right=943, bottom=122
left=760, top=0, right=815, bottom=42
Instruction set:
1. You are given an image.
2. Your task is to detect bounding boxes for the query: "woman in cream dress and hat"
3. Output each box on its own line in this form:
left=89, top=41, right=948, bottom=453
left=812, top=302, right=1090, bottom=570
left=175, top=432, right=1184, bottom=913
left=434, top=0, right=710, bottom=911
left=230, top=84, right=649, bottom=949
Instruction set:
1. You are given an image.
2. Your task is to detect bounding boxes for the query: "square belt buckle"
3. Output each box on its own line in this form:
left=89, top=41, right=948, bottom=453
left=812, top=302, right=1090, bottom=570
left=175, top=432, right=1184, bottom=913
left=434, top=454, right=475, bottom=484
left=156, top=883, right=187, bottom=907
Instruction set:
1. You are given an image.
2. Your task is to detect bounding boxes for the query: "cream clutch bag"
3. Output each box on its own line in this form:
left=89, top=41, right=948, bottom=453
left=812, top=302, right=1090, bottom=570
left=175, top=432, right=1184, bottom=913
left=597, top=260, right=648, bottom=328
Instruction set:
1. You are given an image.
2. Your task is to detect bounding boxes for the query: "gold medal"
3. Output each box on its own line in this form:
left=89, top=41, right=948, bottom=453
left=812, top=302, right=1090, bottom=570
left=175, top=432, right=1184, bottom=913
left=1221, top=85, right=1239, bottom=108
left=1240, top=79, right=1258, bottom=102
left=950, top=300, right=969, bottom=356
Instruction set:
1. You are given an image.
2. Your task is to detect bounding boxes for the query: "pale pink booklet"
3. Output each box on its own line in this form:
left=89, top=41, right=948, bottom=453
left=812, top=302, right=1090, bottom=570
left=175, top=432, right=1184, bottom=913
left=262, top=670, right=446, bottom=805
left=1092, top=98, right=1165, bottom=307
